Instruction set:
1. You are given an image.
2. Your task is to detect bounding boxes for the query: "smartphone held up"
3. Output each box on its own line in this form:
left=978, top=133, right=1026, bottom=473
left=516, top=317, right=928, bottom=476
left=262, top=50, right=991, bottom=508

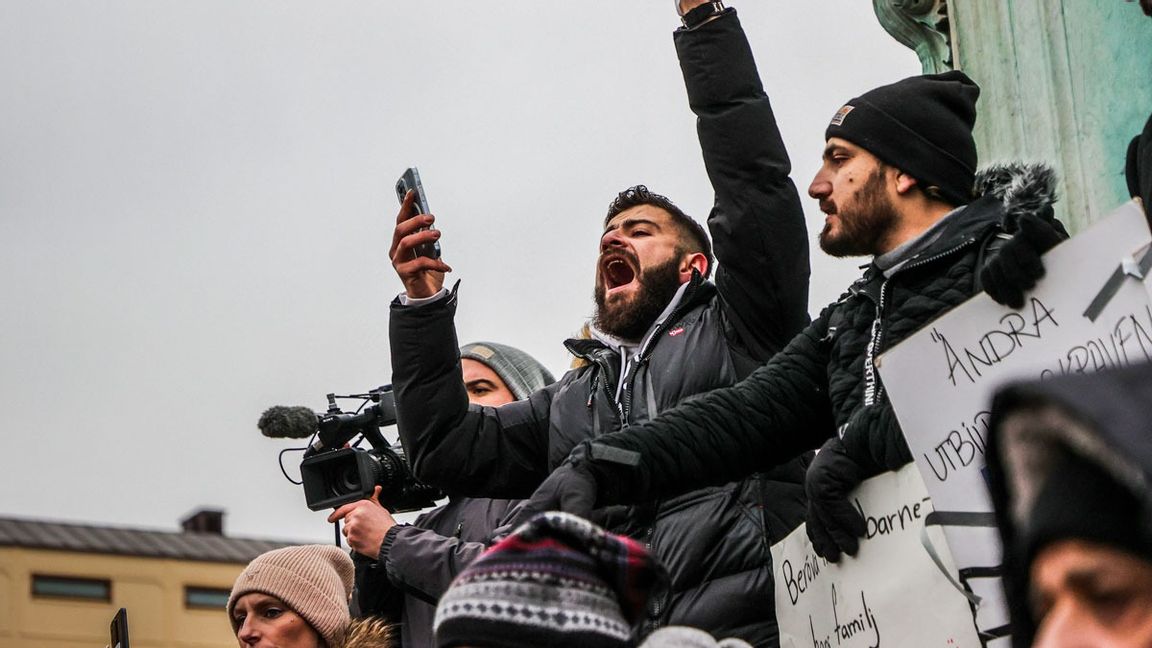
left=108, top=608, right=129, bottom=648
left=395, top=167, right=441, bottom=260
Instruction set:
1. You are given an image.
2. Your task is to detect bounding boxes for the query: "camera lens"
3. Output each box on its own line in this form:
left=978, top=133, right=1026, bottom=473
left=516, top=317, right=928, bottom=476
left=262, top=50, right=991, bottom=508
left=335, top=464, right=361, bottom=494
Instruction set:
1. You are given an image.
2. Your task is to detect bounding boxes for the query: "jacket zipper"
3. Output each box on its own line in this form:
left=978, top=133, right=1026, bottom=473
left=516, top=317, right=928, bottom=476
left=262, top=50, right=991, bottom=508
left=590, top=357, right=622, bottom=423
left=618, top=281, right=701, bottom=422
left=862, top=237, right=979, bottom=406
left=862, top=280, right=887, bottom=407
left=619, top=279, right=703, bottom=577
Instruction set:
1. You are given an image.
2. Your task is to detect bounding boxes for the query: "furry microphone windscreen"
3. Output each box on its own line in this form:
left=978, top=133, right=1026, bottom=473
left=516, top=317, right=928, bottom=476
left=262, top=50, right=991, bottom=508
left=257, top=405, right=320, bottom=439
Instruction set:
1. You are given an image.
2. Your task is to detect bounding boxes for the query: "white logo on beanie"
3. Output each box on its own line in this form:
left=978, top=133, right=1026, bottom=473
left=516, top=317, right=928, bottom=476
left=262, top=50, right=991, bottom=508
left=466, top=344, right=496, bottom=359
left=830, top=105, right=854, bottom=127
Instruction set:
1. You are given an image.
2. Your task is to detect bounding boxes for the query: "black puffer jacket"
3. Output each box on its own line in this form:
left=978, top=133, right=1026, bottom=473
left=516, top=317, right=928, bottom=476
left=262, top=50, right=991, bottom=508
left=577, top=163, right=1062, bottom=499
left=389, top=11, right=810, bottom=646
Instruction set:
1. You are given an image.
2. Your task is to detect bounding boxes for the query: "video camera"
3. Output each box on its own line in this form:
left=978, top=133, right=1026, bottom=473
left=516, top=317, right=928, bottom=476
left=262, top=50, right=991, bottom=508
left=259, top=386, right=443, bottom=513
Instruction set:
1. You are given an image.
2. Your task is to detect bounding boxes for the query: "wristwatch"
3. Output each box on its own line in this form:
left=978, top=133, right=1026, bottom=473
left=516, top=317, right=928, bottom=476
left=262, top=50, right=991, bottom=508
left=677, top=0, right=726, bottom=29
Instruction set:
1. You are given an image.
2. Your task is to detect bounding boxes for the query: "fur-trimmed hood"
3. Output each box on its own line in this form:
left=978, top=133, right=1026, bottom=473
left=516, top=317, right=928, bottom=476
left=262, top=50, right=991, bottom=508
left=973, top=162, right=1059, bottom=227
left=339, top=617, right=397, bottom=648
left=914, top=161, right=1063, bottom=257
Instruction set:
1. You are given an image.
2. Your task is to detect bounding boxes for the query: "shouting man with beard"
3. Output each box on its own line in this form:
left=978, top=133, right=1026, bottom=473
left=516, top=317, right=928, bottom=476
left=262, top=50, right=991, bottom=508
left=384, top=6, right=812, bottom=645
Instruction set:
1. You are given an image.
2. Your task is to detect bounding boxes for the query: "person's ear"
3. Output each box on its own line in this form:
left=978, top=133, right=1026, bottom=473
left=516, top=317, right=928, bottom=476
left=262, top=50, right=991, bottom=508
left=894, top=170, right=919, bottom=195
left=680, top=252, right=708, bottom=281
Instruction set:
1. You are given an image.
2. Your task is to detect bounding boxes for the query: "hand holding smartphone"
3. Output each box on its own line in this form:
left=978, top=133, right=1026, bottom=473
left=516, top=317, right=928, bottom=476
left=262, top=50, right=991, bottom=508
left=395, top=167, right=441, bottom=260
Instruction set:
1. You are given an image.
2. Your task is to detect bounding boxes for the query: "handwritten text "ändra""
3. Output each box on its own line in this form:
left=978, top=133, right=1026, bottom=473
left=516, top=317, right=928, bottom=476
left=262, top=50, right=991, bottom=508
left=932, top=297, right=1058, bottom=387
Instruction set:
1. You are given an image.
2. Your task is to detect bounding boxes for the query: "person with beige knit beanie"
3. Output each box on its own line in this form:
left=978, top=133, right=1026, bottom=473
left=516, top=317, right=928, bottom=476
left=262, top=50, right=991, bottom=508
left=228, top=544, right=395, bottom=648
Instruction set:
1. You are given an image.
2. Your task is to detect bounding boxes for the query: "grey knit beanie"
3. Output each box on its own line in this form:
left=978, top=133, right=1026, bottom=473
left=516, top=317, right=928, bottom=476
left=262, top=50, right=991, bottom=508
left=227, top=544, right=354, bottom=647
left=460, top=341, right=554, bottom=400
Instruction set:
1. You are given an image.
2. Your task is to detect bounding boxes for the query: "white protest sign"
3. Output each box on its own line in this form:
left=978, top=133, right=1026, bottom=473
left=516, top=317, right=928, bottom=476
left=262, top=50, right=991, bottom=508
left=877, top=201, right=1152, bottom=644
left=880, top=202, right=1151, bottom=514
left=772, top=464, right=981, bottom=648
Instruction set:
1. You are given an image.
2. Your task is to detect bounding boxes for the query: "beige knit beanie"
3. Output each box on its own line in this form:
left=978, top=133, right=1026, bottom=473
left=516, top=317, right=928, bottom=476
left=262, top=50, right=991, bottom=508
left=227, top=544, right=354, bottom=647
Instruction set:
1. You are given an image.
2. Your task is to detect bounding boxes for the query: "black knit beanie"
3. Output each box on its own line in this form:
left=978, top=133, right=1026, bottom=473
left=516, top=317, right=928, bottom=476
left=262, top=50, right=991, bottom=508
left=824, top=70, right=980, bottom=206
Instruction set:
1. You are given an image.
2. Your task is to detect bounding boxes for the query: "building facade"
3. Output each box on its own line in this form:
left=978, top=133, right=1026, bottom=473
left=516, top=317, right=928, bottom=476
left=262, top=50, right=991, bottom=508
left=0, top=511, right=298, bottom=648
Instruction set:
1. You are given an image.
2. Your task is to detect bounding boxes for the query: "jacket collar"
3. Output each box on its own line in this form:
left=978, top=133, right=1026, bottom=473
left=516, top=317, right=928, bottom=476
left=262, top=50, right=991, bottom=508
left=873, top=162, right=1060, bottom=278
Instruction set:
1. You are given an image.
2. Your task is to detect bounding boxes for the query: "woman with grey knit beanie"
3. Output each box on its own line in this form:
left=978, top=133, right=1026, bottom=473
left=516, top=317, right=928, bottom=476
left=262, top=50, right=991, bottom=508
left=229, top=544, right=396, bottom=648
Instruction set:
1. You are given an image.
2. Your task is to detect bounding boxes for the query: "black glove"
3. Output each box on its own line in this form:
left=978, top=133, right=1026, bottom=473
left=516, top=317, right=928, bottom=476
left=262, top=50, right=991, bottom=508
left=805, top=437, right=867, bottom=563
left=503, top=441, right=641, bottom=536
left=980, top=208, right=1065, bottom=309
left=503, top=458, right=599, bottom=533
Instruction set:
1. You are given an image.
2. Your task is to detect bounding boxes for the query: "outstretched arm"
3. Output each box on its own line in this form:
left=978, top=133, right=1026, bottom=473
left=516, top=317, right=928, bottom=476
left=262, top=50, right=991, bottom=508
left=520, top=317, right=837, bottom=518
left=676, top=7, right=811, bottom=360
left=590, top=323, right=831, bottom=498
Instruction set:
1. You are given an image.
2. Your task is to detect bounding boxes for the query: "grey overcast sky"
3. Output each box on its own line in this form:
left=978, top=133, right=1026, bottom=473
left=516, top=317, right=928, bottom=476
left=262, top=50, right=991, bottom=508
left=0, top=2, right=916, bottom=543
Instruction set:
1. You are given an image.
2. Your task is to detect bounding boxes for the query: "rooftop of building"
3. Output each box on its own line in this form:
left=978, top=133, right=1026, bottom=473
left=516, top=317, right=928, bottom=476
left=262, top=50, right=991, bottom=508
left=0, top=510, right=304, bottom=564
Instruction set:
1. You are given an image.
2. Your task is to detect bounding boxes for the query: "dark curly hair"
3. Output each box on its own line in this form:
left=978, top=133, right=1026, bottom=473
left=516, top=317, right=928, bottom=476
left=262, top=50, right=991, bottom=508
left=603, top=185, right=713, bottom=278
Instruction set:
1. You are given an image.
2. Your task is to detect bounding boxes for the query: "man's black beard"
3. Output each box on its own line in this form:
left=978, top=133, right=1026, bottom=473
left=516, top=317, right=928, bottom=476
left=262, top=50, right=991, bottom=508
left=593, top=255, right=684, bottom=342
left=819, top=168, right=899, bottom=258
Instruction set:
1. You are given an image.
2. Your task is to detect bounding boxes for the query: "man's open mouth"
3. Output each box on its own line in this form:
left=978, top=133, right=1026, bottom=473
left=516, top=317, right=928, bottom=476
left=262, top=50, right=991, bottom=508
left=601, top=255, right=637, bottom=292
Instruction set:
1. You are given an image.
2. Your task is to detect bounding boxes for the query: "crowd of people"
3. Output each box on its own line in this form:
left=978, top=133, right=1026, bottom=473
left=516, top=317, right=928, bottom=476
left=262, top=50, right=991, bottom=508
left=228, top=1, right=1152, bottom=647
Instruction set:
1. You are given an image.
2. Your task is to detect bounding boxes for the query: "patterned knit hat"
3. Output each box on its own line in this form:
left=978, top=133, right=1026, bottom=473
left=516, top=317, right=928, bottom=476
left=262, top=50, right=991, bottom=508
left=227, top=544, right=354, bottom=647
left=460, top=341, right=555, bottom=400
left=825, top=70, right=980, bottom=206
left=433, top=511, right=667, bottom=648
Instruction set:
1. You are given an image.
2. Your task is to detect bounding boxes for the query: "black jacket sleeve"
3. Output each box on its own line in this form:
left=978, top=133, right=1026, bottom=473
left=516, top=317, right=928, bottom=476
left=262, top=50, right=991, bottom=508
left=584, top=314, right=838, bottom=503
left=837, top=401, right=913, bottom=477
left=389, top=290, right=554, bottom=498
left=380, top=526, right=487, bottom=603
left=675, top=10, right=811, bottom=360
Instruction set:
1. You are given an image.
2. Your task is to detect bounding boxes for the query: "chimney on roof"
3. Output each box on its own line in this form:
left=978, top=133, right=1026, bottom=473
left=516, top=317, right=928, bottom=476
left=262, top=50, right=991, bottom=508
left=181, top=508, right=225, bottom=535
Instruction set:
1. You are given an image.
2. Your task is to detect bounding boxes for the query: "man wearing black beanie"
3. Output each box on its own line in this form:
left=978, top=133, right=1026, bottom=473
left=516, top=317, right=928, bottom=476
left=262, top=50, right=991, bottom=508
left=522, top=68, right=1071, bottom=569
